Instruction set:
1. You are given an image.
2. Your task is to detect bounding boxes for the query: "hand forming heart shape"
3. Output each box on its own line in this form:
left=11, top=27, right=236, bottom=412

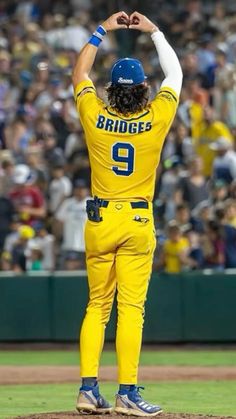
left=117, top=15, right=140, bottom=27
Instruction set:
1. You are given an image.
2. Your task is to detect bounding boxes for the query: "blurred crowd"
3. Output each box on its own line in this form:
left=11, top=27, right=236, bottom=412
left=0, top=0, right=236, bottom=273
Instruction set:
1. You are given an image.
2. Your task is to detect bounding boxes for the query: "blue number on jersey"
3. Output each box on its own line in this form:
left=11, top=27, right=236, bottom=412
left=112, top=142, right=135, bottom=176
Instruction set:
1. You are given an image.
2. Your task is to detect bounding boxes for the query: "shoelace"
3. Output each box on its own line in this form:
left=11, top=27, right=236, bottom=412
left=131, top=386, right=145, bottom=402
left=92, top=386, right=110, bottom=407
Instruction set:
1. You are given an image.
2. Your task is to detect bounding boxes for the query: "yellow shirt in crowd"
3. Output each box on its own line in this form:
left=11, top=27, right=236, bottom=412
left=163, top=237, right=189, bottom=274
left=192, top=114, right=233, bottom=177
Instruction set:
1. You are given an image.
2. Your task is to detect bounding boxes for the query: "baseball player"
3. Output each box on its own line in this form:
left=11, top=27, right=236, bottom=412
left=72, top=10, right=182, bottom=416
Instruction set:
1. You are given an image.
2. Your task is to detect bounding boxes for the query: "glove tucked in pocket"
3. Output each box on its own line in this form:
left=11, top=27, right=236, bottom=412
left=86, top=198, right=103, bottom=222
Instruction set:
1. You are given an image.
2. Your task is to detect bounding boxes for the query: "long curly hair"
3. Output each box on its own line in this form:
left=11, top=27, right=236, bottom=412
left=106, top=83, right=150, bottom=116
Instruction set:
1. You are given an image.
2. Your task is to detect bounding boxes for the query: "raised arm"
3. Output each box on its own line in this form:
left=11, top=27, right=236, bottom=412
left=129, top=12, right=183, bottom=96
left=72, top=11, right=129, bottom=89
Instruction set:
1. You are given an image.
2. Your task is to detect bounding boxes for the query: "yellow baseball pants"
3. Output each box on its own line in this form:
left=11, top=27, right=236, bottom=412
left=80, top=201, right=156, bottom=384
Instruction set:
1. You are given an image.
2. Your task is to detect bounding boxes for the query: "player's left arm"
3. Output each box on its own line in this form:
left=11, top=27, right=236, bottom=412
left=151, top=30, right=183, bottom=98
left=150, top=28, right=183, bottom=129
left=129, top=11, right=183, bottom=98
left=129, top=12, right=182, bottom=131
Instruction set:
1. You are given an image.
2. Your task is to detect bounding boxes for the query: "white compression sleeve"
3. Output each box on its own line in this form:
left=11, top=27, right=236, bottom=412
left=151, top=31, right=183, bottom=96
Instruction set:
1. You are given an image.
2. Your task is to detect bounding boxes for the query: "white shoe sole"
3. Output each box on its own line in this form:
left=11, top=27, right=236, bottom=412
left=114, top=406, right=163, bottom=417
left=77, top=402, right=112, bottom=414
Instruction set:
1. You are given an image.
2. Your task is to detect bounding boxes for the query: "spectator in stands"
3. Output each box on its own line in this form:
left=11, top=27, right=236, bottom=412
left=0, top=155, right=15, bottom=195
left=215, top=205, right=236, bottom=268
left=185, top=229, right=204, bottom=270
left=48, top=163, right=72, bottom=215
left=208, top=1, right=227, bottom=34
left=229, top=180, right=236, bottom=200
left=0, top=251, right=12, bottom=271
left=211, top=137, right=236, bottom=183
left=69, top=147, right=91, bottom=185
left=191, top=200, right=212, bottom=233
left=224, top=199, right=236, bottom=228
left=175, top=203, right=192, bottom=231
left=54, top=179, right=90, bottom=269
left=28, top=245, right=44, bottom=271
left=160, top=221, right=190, bottom=274
left=28, top=221, right=55, bottom=271
left=178, top=75, right=208, bottom=139
left=0, top=171, right=15, bottom=250
left=203, top=220, right=225, bottom=270
left=196, top=34, right=216, bottom=79
left=213, top=48, right=236, bottom=128
left=177, top=156, right=209, bottom=210
left=8, top=164, right=46, bottom=225
left=3, top=215, right=22, bottom=254
left=0, top=50, right=13, bottom=130
left=173, top=122, right=194, bottom=165
left=35, top=120, right=64, bottom=167
left=11, top=225, right=35, bottom=273
left=193, top=105, right=233, bottom=177
left=4, top=116, right=34, bottom=156
left=210, top=179, right=229, bottom=205
left=24, top=145, right=48, bottom=193
left=158, top=156, right=183, bottom=223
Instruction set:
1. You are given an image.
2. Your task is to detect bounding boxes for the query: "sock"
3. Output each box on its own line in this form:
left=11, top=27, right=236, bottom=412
left=82, top=377, right=97, bottom=387
left=119, top=384, right=136, bottom=394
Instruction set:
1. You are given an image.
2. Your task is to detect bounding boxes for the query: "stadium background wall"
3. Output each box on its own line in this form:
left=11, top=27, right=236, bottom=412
left=0, top=272, right=236, bottom=342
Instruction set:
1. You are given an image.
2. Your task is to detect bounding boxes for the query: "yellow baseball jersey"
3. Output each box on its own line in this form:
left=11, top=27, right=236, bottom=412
left=74, top=79, right=178, bottom=201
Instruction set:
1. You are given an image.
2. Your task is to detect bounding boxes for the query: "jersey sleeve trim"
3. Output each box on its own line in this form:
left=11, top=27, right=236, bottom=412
left=157, top=86, right=178, bottom=103
left=158, top=89, right=177, bottom=103
left=76, top=87, right=96, bottom=100
left=74, top=80, right=96, bottom=103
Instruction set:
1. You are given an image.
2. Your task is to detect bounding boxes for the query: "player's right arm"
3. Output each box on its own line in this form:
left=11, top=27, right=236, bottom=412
left=72, top=11, right=129, bottom=116
left=72, top=11, right=128, bottom=87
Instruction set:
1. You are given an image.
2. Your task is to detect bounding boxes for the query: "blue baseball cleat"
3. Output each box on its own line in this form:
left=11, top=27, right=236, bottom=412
left=76, top=383, right=112, bottom=414
left=115, top=386, right=162, bottom=416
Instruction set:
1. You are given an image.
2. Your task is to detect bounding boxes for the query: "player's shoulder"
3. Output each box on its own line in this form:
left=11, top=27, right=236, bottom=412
left=151, top=86, right=178, bottom=107
left=74, top=79, right=105, bottom=116
left=150, top=86, right=179, bottom=127
left=74, top=79, right=96, bottom=103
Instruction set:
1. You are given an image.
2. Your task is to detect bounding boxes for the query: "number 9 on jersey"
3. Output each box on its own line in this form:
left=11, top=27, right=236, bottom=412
left=112, top=142, right=135, bottom=176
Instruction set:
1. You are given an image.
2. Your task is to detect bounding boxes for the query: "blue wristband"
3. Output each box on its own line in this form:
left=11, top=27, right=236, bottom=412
left=96, top=25, right=106, bottom=36
left=88, top=25, right=106, bottom=47
left=88, top=35, right=102, bottom=47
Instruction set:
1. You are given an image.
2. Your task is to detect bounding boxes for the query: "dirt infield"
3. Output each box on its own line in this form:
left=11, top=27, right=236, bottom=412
left=1, top=365, right=236, bottom=385
left=6, top=365, right=236, bottom=419
left=15, top=412, right=236, bottom=419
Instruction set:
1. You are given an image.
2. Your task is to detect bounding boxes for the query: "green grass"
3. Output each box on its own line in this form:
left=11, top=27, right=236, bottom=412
left=1, top=349, right=236, bottom=417
left=1, top=381, right=236, bottom=418
left=0, top=349, right=236, bottom=366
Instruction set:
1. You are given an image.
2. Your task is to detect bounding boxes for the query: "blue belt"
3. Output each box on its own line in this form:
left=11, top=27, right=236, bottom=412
left=98, top=200, right=149, bottom=209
